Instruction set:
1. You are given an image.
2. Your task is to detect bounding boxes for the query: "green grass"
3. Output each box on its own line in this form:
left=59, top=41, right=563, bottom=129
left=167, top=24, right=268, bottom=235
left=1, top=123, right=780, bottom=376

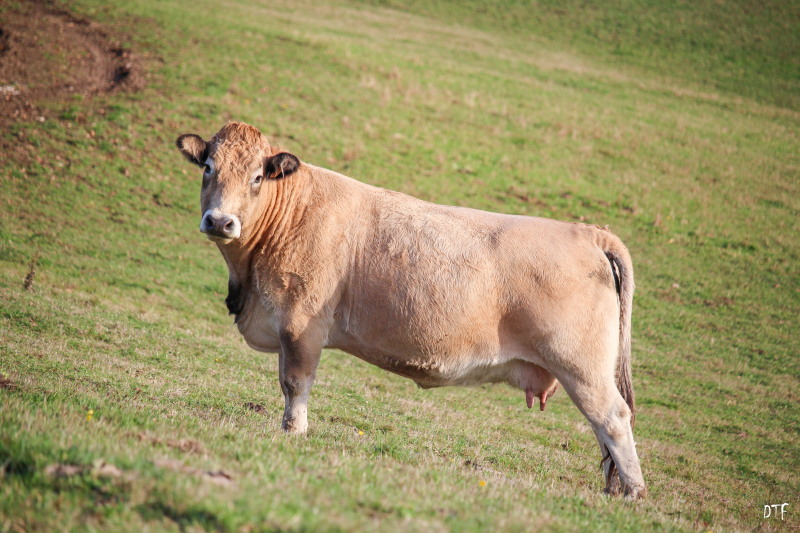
left=356, top=0, right=800, bottom=111
left=1, top=0, right=798, bottom=531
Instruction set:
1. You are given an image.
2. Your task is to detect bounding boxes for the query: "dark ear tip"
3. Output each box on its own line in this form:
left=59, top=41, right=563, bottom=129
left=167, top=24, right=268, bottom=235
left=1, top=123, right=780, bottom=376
left=176, top=134, right=209, bottom=167
left=176, top=133, right=197, bottom=151
left=276, top=152, right=300, bottom=166
left=265, top=152, right=300, bottom=179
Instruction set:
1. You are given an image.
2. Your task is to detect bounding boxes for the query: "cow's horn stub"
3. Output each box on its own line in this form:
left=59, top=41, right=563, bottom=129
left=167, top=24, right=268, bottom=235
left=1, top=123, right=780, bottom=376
left=264, top=152, right=300, bottom=180
left=176, top=134, right=209, bottom=167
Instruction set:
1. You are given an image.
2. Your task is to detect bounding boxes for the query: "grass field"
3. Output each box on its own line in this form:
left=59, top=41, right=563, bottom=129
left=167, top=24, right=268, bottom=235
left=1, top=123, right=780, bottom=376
left=1, top=0, right=798, bottom=531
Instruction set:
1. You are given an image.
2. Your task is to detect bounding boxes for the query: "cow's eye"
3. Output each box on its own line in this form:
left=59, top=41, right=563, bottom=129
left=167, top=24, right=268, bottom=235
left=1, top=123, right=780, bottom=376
left=253, top=175, right=262, bottom=185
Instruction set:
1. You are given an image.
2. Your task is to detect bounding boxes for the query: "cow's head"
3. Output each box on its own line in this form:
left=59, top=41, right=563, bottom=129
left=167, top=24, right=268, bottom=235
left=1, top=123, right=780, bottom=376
left=175, top=122, right=299, bottom=245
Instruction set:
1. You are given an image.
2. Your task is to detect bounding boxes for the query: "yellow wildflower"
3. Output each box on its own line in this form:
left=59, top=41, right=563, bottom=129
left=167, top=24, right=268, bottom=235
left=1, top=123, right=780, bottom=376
left=86, top=409, right=94, bottom=422
left=478, top=480, right=487, bottom=487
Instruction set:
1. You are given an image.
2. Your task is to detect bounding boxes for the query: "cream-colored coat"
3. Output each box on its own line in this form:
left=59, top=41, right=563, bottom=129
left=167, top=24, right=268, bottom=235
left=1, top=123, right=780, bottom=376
left=176, top=122, right=646, bottom=499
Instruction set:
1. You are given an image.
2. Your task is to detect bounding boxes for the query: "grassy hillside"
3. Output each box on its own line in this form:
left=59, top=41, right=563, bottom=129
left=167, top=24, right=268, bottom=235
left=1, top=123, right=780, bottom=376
left=357, top=0, right=800, bottom=111
left=1, top=0, right=798, bottom=531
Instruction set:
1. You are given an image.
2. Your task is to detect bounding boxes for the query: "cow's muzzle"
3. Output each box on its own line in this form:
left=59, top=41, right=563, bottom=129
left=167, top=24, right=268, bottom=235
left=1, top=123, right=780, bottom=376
left=200, top=209, right=241, bottom=242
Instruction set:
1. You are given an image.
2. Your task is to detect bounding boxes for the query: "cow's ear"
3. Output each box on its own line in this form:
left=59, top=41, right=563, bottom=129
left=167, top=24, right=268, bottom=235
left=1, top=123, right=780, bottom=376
left=264, top=152, right=300, bottom=180
left=176, top=134, right=209, bottom=167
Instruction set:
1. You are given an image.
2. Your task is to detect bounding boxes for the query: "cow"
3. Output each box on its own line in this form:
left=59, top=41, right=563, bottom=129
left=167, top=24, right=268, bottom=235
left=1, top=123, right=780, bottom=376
left=176, top=121, right=646, bottom=499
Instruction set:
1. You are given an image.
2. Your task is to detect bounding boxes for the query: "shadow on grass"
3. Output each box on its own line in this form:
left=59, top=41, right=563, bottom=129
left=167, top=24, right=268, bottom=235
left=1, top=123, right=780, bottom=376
left=136, top=501, right=225, bottom=532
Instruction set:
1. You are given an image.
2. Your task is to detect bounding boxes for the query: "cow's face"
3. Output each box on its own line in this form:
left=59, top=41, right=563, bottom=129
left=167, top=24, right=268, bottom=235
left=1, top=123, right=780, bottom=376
left=176, top=123, right=299, bottom=245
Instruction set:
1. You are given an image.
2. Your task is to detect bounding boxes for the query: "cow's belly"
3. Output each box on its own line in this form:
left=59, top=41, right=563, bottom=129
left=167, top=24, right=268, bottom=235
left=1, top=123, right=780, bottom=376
left=328, top=319, right=550, bottom=391
left=331, top=336, right=557, bottom=402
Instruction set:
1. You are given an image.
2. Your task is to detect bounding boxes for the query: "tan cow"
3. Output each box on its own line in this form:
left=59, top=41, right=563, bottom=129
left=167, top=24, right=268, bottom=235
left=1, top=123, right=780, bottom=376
left=176, top=122, right=646, bottom=499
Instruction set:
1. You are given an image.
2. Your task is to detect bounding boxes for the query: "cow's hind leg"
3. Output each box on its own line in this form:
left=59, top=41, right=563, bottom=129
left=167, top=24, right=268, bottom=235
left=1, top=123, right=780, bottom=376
left=594, top=432, right=622, bottom=495
left=558, top=373, right=646, bottom=499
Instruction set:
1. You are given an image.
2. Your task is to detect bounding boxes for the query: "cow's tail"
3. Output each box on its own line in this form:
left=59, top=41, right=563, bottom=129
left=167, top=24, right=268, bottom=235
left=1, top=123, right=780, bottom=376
left=601, top=233, right=636, bottom=485
left=606, top=243, right=635, bottom=429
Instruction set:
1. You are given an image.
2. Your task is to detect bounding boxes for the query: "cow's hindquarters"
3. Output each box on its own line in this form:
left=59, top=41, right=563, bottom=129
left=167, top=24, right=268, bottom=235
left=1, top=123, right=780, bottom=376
left=568, top=236, right=644, bottom=499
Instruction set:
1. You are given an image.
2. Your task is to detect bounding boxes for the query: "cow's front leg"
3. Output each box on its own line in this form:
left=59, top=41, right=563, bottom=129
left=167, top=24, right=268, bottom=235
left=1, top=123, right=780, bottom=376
left=278, top=328, right=322, bottom=434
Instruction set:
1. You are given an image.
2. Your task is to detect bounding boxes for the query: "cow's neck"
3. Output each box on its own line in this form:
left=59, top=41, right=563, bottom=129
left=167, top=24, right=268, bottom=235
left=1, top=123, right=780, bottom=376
left=250, top=172, right=312, bottom=263
left=215, top=174, right=313, bottom=316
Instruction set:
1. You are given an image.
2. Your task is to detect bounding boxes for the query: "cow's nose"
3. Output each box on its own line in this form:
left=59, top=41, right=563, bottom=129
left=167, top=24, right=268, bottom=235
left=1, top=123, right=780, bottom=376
left=200, top=211, right=241, bottom=240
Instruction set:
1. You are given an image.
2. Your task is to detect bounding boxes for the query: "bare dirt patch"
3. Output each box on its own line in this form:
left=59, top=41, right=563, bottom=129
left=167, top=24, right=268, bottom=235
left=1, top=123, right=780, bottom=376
left=136, top=433, right=206, bottom=455
left=0, top=1, right=145, bottom=127
left=44, top=461, right=126, bottom=479
left=244, top=401, right=268, bottom=415
left=154, top=459, right=235, bottom=486
left=0, top=373, right=17, bottom=391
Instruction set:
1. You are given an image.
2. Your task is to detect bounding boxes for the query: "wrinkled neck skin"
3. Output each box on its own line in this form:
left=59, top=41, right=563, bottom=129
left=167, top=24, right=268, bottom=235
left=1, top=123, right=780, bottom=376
left=215, top=170, right=311, bottom=301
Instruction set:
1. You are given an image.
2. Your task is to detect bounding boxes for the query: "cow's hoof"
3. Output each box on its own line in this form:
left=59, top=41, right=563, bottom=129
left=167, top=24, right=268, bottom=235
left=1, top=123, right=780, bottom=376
left=281, top=418, right=308, bottom=434
left=623, top=485, right=647, bottom=501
